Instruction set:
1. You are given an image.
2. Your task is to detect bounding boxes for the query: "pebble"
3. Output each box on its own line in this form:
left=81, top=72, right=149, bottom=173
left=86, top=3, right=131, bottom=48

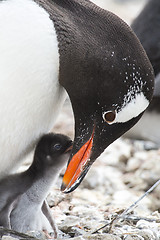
left=81, top=233, right=121, bottom=240
left=138, top=230, right=157, bottom=240
left=123, top=235, right=144, bottom=240
left=63, top=237, right=85, bottom=240
left=2, top=237, right=19, bottom=240
left=27, top=231, right=47, bottom=239
left=59, top=217, right=85, bottom=238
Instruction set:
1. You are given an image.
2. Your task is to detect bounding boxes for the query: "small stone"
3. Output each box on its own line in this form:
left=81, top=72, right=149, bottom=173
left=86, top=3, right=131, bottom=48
left=151, top=211, right=160, bottom=218
left=67, top=226, right=84, bottom=238
left=59, top=216, right=86, bottom=237
left=27, top=230, right=47, bottom=239
left=2, top=236, right=19, bottom=240
left=83, top=233, right=121, bottom=240
left=136, top=220, right=156, bottom=230
left=123, top=234, right=144, bottom=240
left=57, top=229, right=70, bottom=239
left=138, top=229, right=157, bottom=240
left=60, top=236, right=85, bottom=240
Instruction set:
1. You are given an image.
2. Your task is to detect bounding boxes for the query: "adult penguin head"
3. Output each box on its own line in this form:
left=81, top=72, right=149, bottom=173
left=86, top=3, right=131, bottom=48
left=37, top=0, right=154, bottom=192
left=60, top=19, right=154, bottom=192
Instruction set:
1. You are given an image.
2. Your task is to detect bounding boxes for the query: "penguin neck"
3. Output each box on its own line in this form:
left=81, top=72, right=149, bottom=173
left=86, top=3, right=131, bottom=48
left=27, top=156, right=47, bottom=179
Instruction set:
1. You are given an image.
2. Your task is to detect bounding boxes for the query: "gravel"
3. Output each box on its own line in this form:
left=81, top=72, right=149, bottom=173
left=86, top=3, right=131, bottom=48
left=4, top=98, right=159, bottom=240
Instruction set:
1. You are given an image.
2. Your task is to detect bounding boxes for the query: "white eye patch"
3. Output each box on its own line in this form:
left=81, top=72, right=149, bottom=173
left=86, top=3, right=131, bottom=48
left=103, top=92, right=149, bottom=125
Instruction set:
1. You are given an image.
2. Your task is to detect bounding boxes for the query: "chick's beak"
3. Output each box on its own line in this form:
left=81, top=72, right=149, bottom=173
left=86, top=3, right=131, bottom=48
left=61, top=129, right=94, bottom=193
left=65, top=143, right=73, bottom=153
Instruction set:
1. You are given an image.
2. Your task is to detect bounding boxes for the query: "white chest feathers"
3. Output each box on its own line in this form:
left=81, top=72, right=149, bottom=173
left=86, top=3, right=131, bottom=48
left=0, top=0, right=66, bottom=176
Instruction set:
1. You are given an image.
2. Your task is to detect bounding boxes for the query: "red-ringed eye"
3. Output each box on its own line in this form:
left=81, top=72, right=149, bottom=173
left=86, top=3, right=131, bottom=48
left=103, top=110, right=116, bottom=124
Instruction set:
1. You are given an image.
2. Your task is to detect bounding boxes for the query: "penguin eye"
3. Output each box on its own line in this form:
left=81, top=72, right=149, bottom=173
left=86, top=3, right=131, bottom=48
left=103, top=110, right=116, bottom=124
left=52, top=143, right=62, bottom=151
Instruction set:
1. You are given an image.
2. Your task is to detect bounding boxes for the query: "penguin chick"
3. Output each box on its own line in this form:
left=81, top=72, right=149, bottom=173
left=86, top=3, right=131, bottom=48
left=0, top=147, right=45, bottom=228
left=0, top=133, right=72, bottom=236
left=10, top=133, right=72, bottom=238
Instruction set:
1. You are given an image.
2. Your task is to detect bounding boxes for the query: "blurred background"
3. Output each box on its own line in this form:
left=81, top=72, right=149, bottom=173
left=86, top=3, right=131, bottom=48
left=91, top=0, right=147, bottom=24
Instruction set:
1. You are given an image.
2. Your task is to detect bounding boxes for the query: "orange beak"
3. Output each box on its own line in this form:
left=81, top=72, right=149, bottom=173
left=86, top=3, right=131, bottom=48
left=61, top=129, right=94, bottom=193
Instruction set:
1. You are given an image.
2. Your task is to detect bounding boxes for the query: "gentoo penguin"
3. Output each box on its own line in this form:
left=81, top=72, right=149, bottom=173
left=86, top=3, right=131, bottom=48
left=0, top=0, right=154, bottom=193
left=10, top=133, right=72, bottom=237
left=125, top=0, right=160, bottom=146
left=0, top=133, right=72, bottom=238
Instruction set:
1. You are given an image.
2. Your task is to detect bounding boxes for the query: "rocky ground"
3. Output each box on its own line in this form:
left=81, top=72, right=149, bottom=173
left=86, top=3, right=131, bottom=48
left=49, top=100, right=160, bottom=240
left=2, top=1, right=160, bottom=240
left=3, top=99, right=160, bottom=240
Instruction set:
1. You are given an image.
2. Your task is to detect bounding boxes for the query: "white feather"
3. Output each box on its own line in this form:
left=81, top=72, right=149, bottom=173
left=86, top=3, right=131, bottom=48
left=0, top=0, right=66, bottom=176
left=114, top=93, right=149, bottom=123
left=104, top=93, right=149, bottom=125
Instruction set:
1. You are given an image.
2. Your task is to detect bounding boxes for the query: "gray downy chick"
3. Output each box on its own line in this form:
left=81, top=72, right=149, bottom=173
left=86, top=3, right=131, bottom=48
left=0, top=133, right=72, bottom=238
left=10, top=133, right=72, bottom=238
left=0, top=143, right=47, bottom=228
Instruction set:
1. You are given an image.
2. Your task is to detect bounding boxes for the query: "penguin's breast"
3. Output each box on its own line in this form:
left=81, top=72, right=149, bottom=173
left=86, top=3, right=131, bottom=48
left=0, top=0, right=66, bottom=175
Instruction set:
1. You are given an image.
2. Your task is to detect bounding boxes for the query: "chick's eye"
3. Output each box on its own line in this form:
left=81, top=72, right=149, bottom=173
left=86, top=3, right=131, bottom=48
left=52, top=143, right=62, bottom=151
left=103, top=110, right=116, bottom=124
